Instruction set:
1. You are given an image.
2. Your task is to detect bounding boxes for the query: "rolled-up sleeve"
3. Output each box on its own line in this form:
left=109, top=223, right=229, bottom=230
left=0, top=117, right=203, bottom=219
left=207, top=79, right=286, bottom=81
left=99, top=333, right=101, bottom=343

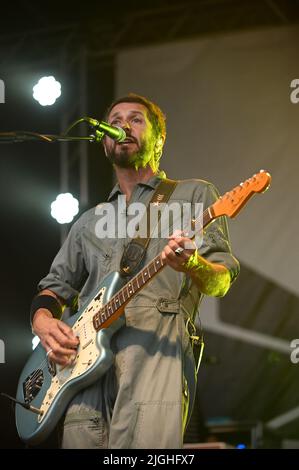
left=38, top=220, right=88, bottom=306
left=196, top=182, right=240, bottom=284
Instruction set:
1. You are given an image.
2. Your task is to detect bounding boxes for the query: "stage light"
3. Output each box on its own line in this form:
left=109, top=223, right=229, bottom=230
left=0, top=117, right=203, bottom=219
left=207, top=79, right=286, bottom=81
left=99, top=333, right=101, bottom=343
left=32, top=335, right=40, bottom=350
left=33, top=76, right=61, bottom=106
left=51, top=193, right=79, bottom=224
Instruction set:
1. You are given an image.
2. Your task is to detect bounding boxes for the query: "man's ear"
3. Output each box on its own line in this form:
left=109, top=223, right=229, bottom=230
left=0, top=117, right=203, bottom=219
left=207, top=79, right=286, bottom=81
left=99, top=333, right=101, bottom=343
left=102, top=139, right=108, bottom=157
left=155, top=136, right=164, bottom=154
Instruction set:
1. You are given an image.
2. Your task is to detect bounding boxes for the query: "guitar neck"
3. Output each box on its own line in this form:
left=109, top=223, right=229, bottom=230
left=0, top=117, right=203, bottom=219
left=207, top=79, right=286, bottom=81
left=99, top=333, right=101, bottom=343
left=92, top=169, right=271, bottom=331
left=92, top=206, right=213, bottom=331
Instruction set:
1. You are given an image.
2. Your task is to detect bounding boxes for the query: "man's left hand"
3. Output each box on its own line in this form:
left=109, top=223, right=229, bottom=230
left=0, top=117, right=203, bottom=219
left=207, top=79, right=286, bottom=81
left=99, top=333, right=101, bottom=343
left=161, top=231, right=197, bottom=273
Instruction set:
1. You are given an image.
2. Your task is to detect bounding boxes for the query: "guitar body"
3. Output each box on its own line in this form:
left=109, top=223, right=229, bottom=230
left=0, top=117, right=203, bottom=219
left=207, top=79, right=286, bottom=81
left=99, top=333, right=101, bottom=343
left=16, top=271, right=125, bottom=445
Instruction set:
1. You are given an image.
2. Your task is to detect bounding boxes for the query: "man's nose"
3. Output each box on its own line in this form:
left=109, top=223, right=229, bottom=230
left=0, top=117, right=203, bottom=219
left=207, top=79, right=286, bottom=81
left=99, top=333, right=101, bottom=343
left=122, top=121, right=131, bottom=131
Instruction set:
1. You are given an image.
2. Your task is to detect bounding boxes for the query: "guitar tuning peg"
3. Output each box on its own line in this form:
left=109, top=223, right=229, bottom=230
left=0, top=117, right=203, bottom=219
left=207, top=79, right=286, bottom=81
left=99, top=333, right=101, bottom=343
left=240, top=182, right=244, bottom=186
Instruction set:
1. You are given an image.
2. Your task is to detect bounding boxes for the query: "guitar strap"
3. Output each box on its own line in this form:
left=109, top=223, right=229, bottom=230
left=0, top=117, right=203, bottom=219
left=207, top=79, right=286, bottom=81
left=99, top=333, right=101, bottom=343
left=120, top=177, right=178, bottom=277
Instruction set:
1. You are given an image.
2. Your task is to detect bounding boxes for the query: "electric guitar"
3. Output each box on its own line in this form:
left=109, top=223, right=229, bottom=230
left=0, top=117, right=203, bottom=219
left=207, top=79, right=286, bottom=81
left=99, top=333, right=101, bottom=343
left=15, top=170, right=271, bottom=444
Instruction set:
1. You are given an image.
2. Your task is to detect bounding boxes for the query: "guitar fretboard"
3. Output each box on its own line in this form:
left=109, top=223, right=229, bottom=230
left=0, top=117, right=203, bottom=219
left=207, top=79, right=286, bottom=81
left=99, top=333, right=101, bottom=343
left=92, top=206, right=213, bottom=331
left=93, top=254, right=165, bottom=330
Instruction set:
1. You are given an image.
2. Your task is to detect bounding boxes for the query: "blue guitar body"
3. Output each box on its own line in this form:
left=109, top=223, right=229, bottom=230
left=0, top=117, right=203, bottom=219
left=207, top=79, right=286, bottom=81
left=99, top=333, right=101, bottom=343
left=16, top=271, right=125, bottom=445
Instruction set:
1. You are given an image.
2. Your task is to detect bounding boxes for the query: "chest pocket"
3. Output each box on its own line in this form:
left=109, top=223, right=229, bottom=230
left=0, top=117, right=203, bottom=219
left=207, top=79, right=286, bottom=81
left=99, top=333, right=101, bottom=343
left=156, top=297, right=180, bottom=314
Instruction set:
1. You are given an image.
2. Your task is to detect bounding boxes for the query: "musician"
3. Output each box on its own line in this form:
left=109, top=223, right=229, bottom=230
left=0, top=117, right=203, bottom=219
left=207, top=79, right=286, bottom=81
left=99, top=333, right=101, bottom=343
left=30, top=93, right=240, bottom=448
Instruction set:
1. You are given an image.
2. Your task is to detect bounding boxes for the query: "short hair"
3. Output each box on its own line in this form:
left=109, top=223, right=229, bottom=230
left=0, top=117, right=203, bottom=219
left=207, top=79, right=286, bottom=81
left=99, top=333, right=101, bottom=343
left=104, top=93, right=166, bottom=142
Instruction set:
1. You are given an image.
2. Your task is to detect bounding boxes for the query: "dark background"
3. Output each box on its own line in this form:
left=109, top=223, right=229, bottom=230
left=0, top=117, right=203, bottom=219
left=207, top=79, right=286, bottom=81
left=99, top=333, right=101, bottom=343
left=0, top=0, right=299, bottom=449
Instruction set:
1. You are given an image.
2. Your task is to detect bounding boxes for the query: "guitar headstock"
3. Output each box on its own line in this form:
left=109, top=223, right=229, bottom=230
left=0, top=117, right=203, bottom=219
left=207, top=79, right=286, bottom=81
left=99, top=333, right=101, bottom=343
left=212, top=170, right=271, bottom=219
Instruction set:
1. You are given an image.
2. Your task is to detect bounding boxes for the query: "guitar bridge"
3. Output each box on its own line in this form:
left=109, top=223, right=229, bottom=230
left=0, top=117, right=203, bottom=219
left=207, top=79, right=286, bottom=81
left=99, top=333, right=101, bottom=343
left=23, top=369, right=44, bottom=404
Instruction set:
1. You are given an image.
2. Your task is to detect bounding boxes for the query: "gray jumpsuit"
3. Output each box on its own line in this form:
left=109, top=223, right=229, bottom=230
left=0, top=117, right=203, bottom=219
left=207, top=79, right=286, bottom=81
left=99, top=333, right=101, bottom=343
left=38, top=174, right=240, bottom=448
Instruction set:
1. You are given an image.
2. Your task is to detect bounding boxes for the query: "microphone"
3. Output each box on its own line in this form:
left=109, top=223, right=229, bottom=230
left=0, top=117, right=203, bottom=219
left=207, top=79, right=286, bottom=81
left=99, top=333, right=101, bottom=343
left=85, top=117, right=126, bottom=142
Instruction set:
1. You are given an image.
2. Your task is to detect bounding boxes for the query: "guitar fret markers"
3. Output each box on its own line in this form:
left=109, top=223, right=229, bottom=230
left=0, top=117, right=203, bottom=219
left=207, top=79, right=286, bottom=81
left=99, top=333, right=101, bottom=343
left=93, top=255, right=167, bottom=330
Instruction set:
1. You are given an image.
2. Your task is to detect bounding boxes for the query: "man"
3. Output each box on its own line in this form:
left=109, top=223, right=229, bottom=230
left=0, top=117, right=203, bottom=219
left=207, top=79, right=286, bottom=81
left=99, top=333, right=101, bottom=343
left=31, top=93, right=240, bottom=448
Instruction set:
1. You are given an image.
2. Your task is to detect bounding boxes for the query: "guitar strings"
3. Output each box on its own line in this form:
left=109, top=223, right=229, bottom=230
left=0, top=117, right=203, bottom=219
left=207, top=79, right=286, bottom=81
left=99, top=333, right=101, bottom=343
left=27, top=314, right=98, bottom=389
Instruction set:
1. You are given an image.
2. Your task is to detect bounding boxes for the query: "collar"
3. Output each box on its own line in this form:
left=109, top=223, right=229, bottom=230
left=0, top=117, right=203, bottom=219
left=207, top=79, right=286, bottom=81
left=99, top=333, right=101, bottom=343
left=107, top=170, right=166, bottom=201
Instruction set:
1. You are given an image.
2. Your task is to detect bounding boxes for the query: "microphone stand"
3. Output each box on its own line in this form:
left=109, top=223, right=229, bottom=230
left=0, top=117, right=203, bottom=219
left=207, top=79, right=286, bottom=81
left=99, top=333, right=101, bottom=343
left=0, top=128, right=106, bottom=246
left=0, top=130, right=105, bottom=144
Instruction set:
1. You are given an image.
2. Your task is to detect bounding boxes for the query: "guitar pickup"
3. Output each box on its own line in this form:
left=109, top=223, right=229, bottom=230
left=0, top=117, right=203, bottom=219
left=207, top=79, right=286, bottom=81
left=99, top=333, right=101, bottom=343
left=23, top=369, right=44, bottom=403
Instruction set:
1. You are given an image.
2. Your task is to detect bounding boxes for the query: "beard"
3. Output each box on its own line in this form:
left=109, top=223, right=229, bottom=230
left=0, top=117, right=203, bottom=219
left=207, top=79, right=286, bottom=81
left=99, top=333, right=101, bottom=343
left=106, top=137, right=153, bottom=169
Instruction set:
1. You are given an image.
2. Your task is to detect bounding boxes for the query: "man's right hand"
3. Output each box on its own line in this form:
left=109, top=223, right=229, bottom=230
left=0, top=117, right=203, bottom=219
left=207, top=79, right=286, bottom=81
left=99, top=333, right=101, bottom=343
left=32, top=308, right=80, bottom=366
